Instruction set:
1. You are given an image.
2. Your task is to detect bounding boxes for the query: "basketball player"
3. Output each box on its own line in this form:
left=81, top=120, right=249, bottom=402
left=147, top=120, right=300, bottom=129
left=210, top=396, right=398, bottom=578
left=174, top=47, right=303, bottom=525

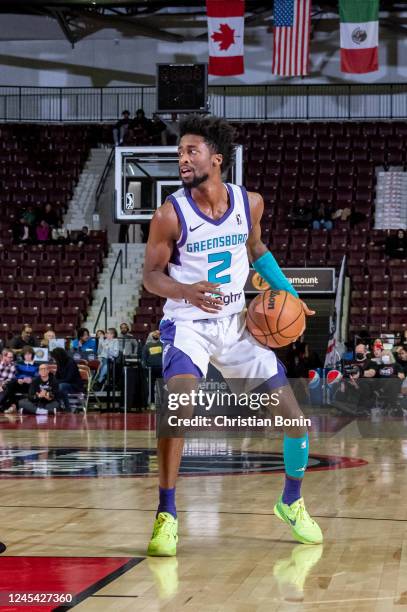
left=143, top=115, right=323, bottom=556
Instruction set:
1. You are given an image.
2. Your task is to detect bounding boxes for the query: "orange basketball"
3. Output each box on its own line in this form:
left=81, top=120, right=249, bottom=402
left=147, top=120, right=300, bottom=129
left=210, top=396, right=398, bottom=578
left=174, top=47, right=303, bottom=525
left=246, top=289, right=305, bottom=348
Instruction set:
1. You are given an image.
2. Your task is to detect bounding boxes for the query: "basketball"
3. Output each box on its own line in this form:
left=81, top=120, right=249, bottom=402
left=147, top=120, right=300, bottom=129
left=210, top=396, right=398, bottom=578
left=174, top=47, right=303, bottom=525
left=246, top=289, right=305, bottom=349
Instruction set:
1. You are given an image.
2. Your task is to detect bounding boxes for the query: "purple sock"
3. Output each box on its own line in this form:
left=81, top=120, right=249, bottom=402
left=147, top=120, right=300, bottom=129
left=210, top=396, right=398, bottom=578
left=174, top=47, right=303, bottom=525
left=157, top=486, right=177, bottom=518
left=282, top=476, right=302, bottom=506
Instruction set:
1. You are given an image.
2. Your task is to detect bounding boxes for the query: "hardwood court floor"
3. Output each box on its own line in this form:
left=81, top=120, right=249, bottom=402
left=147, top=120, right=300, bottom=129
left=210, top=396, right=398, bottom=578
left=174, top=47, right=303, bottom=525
left=0, top=412, right=406, bottom=611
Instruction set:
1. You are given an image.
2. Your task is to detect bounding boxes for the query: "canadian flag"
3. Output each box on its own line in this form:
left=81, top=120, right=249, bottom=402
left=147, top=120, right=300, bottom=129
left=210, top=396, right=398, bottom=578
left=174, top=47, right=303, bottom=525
left=206, top=0, right=245, bottom=76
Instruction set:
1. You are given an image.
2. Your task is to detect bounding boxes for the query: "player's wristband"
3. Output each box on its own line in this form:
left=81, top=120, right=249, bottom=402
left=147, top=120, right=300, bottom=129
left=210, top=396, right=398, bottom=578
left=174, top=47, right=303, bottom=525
left=252, top=251, right=299, bottom=298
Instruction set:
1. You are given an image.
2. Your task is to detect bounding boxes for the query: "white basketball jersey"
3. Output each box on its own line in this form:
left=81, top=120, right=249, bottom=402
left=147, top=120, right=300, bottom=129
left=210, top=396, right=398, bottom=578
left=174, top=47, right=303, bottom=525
left=163, top=183, right=251, bottom=321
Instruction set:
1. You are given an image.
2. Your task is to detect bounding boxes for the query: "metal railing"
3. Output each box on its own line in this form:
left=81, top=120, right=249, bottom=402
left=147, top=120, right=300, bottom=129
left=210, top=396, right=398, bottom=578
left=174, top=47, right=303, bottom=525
left=95, top=146, right=115, bottom=211
left=93, top=296, right=107, bottom=334
left=1, top=83, right=407, bottom=122
left=110, top=249, right=123, bottom=316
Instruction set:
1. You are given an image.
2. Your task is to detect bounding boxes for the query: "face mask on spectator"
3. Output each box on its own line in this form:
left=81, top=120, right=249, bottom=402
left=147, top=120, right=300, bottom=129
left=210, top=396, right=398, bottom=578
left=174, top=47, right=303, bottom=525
left=381, top=355, right=390, bottom=364
left=355, top=352, right=366, bottom=361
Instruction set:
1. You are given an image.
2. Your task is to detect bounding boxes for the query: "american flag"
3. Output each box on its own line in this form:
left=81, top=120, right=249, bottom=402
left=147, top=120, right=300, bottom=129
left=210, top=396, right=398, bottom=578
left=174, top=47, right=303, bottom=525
left=272, top=0, right=311, bottom=77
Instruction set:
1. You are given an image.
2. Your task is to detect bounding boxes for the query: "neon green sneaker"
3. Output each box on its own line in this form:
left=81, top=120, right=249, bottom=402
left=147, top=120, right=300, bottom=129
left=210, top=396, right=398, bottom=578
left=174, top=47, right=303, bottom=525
left=147, top=512, right=178, bottom=557
left=274, top=496, right=323, bottom=545
left=147, top=557, right=179, bottom=599
left=273, top=544, right=323, bottom=601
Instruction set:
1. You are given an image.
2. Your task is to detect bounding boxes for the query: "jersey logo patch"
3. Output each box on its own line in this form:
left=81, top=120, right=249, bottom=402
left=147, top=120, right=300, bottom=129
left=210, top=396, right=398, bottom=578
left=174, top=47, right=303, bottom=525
left=189, top=223, right=205, bottom=232
left=236, top=214, right=242, bottom=225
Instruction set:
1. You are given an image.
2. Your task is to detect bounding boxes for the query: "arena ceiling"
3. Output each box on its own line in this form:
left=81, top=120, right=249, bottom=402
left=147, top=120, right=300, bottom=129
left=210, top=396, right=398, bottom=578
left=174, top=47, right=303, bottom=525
left=1, top=1, right=407, bottom=45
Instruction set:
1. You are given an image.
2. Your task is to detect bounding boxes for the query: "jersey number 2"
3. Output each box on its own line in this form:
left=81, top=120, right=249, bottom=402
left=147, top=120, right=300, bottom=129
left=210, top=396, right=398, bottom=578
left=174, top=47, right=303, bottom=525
left=207, top=251, right=231, bottom=284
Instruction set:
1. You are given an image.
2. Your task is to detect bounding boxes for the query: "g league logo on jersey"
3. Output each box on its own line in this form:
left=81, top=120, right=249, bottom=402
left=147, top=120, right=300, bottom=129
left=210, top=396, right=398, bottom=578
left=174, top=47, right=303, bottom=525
left=236, top=214, right=242, bottom=225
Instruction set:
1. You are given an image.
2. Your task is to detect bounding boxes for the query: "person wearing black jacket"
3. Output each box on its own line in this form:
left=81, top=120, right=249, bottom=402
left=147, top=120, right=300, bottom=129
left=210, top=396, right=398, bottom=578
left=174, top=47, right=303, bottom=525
left=385, top=230, right=407, bottom=259
left=50, top=348, right=83, bottom=411
left=19, top=364, right=60, bottom=415
left=113, top=110, right=131, bottom=146
left=8, top=326, right=36, bottom=351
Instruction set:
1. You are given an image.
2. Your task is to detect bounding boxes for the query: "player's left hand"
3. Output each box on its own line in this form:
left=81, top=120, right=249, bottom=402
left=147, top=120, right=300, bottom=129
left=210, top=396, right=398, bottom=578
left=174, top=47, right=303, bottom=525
left=301, top=301, right=315, bottom=316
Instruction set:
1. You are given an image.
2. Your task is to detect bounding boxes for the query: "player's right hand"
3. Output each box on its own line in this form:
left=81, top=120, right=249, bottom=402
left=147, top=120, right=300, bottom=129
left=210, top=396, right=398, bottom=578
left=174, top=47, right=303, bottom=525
left=182, top=281, right=224, bottom=313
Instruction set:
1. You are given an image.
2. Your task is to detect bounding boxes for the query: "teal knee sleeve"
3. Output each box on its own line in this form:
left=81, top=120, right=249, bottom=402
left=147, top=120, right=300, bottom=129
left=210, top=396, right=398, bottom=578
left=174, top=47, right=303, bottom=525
left=283, top=434, right=309, bottom=479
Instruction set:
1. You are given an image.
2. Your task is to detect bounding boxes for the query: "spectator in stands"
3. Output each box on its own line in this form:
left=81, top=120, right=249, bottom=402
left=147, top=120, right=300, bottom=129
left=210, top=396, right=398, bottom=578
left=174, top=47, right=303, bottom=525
left=119, top=323, right=131, bottom=337
left=76, top=226, right=89, bottom=244
left=374, top=349, right=405, bottom=409
left=113, top=110, right=131, bottom=146
left=371, top=340, right=384, bottom=364
left=71, top=328, right=97, bottom=353
left=0, top=350, right=16, bottom=407
left=396, top=345, right=407, bottom=373
left=119, top=323, right=139, bottom=356
left=396, top=345, right=407, bottom=402
left=51, top=227, right=69, bottom=244
left=3, top=346, right=38, bottom=414
left=36, top=219, right=51, bottom=243
left=331, top=206, right=367, bottom=229
left=312, top=202, right=333, bottom=230
left=42, top=203, right=59, bottom=228
left=142, top=330, right=162, bottom=406
left=385, top=230, right=407, bottom=259
left=22, top=206, right=37, bottom=227
left=95, top=329, right=105, bottom=352
left=12, top=217, right=31, bottom=244
left=9, top=325, right=36, bottom=351
left=132, top=108, right=152, bottom=134
left=94, top=328, right=120, bottom=389
left=342, top=342, right=376, bottom=378
left=94, top=327, right=120, bottom=389
left=336, top=343, right=377, bottom=412
left=40, top=329, right=56, bottom=348
left=50, top=348, right=83, bottom=411
left=376, top=349, right=404, bottom=378
left=18, top=364, right=60, bottom=416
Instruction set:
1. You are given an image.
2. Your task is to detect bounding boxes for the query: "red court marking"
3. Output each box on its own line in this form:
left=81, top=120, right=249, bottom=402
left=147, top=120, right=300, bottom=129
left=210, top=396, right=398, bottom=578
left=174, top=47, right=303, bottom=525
left=0, top=556, right=143, bottom=611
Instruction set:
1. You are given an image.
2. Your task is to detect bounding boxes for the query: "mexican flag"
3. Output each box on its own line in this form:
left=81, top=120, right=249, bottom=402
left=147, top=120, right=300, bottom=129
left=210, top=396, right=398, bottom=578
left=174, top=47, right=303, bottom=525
left=339, top=0, right=379, bottom=73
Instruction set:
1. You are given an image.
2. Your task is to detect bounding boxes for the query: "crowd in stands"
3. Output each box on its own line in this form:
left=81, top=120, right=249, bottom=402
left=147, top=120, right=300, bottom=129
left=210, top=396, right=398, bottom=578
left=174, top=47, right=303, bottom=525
left=289, top=200, right=368, bottom=231
left=112, top=109, right=179, bottom=146
left=0, top=322, right=163, bottom=415
left=332, top=335, right=407, bottom=414
left=12, top=207, right=90, bottom=245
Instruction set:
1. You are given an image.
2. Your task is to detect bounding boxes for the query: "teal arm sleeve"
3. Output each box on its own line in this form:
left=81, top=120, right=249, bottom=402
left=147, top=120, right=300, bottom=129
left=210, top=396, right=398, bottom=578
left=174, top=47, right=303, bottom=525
left=252, top=251, right=299, bottom=298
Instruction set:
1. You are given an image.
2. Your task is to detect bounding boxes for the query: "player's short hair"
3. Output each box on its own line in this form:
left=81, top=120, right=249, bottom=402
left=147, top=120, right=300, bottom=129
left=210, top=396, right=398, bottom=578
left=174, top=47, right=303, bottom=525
left=179, top=115, right=236, bottom=173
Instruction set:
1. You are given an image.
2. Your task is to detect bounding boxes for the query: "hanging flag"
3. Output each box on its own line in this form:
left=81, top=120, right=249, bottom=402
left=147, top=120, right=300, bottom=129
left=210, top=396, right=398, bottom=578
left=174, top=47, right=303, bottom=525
left=272, top=0, right=311, bottom=77
left=340, top=0, right=379, bottom=73
left=206, top=0, right=245, bottom=76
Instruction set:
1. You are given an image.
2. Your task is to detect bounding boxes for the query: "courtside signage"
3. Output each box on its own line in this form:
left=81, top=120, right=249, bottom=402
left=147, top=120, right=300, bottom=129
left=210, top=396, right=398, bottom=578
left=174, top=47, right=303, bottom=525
left=246, top=268, right=336, bottom=294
